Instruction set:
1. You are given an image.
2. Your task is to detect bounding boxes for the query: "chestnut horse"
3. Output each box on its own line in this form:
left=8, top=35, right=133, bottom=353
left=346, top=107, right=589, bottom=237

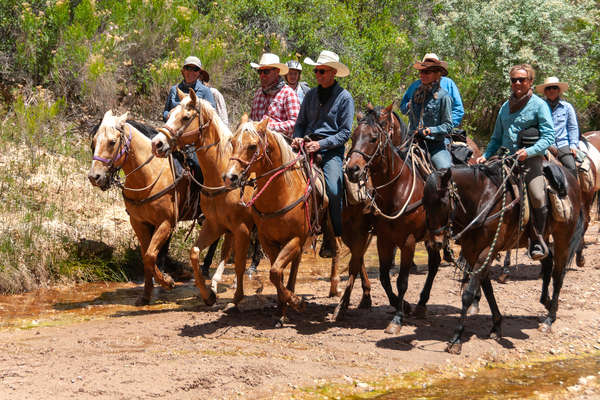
left=423, top=159, right=585, bottom=354
left=345, top=104, right=450, bottom=334
left=89, top=110, right=202, bottom=305
left=151, top=91, right=255, bottom=308
left=222, top=116, right=347, bottom=324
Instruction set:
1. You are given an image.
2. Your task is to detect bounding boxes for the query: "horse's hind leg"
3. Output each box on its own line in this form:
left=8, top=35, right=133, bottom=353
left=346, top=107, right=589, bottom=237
left=231, top=226, right=251, bottom=305
left=190, top=223, right=224, bottom=306
left=201, top=238, right=220, bottom=277
left=414, top=242, right=442, bottom=318
left=539, top=250, right=553, bottom=310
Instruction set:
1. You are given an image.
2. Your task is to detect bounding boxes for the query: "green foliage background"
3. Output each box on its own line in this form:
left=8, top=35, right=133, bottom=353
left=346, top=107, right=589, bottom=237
left=2, top=0, right=599, bottom=136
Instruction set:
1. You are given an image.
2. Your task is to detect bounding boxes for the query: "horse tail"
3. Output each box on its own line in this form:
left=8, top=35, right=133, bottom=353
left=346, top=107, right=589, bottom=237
left=567, top=210, right=586, bottom=268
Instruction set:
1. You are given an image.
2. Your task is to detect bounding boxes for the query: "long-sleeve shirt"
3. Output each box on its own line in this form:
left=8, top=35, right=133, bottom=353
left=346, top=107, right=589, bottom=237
left=548, top=99, right=579, bottom=150
left=400, top=76, right=464, bottom=127
left=293, top=81, right=354, bottom=153
left=250, top=85, right=300, bottom=136
left=484, top=94, right=555, bottom=159
left=163, top=80, right=216, bottom=121
left=210, top=87, right=229, bottom=127
left=407, top=85, right=453, bottom=143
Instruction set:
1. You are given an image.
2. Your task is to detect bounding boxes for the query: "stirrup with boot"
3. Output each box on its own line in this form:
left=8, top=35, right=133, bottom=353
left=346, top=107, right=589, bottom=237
left=319, top=230, right=335, bottom=258
left=528, top=206, right=549, bottom=261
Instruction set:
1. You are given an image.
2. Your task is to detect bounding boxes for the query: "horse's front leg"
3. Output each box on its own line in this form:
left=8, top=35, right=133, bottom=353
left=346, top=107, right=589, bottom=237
left=480, top=274, right=502, bottom=339
left=190, top=223, right=224, bottom=306
left=540, top=250, right=566, bottom=333
left=377, top=235, right=398, bottom=309
left=269, top=237, right=303, bottom=316
left=385, top=236, right=416, bottom=334
left=230, top=226, right=251, bottom=306
left=414, top=241, right=442, bottom=318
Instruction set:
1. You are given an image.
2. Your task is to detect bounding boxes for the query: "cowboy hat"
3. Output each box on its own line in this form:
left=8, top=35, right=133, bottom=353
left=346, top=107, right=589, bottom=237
left=183, top=56, right=210, bottom=83
left=304, top=50, right=350, bottom=77
left=250, top=53, right=288, bottom=75
left=286, top=60, right=302, bottom=71
left=535, top=76, right=569, bottom=95
left=412, top=53, right=448, bottom=76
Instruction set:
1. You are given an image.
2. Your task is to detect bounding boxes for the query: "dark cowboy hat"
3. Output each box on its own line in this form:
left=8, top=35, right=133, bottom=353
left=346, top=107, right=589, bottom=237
left=412, top=53, right=448, bottom=76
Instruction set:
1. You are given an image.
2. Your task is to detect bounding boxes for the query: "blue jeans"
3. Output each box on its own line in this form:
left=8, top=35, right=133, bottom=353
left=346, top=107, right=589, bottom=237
left=320, top=149, right=344, bottom=236
left=424, top=138, right=452, bottom=170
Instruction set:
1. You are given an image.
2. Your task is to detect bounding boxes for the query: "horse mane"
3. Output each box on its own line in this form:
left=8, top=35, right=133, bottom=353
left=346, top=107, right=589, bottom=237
left=195, top=98, right=233, bottom=160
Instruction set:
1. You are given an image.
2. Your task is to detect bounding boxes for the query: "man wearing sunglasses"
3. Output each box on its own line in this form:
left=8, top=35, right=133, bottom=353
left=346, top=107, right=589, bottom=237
left=250, top=53, right=300, bottom=136
left=476, top=64, right=555, bottom=261
left=535, top=76, right=579, bottom=176
left=163, top=56, right=216, bottom=122
left=400, top=53, right=464, bottom=128
left=291, top=50, right=354, bottom=257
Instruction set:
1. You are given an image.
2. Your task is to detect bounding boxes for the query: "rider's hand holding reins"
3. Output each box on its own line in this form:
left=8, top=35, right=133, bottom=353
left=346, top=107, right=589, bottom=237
left=304, top=140, right=321, bottom=153
left=515, top=148, right=528, bottom=162
left=476, top=155, right=486, bottom=164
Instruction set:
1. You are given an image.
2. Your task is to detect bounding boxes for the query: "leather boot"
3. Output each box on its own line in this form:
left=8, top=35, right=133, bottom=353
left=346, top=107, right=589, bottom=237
left=529, top=206, right=549, bottom=260
left=319, top=229, right=334, bottom=258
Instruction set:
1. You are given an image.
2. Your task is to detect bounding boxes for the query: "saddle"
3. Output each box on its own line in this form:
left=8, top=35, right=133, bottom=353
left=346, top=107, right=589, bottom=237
left=578, top=138, right=600, bottom=192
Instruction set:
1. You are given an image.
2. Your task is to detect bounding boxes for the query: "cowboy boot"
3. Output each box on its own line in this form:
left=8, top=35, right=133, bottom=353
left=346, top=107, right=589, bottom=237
left=529, top=206, right=549, bottom=260
left=319, top=229, right=334, bottom=258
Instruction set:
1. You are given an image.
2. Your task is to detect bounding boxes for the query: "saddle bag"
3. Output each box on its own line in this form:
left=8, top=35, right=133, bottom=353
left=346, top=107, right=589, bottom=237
left=543, top=163, right=571, bottom=222
left=578, top=156, right=595, bottom=193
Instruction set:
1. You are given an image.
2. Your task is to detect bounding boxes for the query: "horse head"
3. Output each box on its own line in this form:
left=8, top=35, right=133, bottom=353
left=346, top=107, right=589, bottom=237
left=423, top=167, right=453, bottom=249
left=152, top=89, right=207, bottom=157
left=223, top=116, right=271, bottom=186
left=88, top=109, right=130, bottom=190
left=346, top=103, right=395, bottom=183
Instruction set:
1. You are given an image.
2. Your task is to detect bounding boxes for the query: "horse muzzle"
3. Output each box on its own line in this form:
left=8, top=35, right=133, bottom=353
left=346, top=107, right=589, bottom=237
left=222, top=171, right=239, bottom=187
left=151, top=133, right=171, bottom=158
left=345, top=163, right=363, bottom=183
left=88, top=171, right=110, bottom=191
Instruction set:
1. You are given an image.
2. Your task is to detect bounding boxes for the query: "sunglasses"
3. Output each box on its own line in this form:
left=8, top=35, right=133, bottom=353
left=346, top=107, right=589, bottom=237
left=544, top=85, right=560, bottom=91
left=257, top=68, right=275, bottom=75
left=183, top=66, right=200, bottom=72
left=510, top=77, right=529, bottom=84
left=313, top=68, right=329, bottom=75
left=419, top=70, right=435, bottom=75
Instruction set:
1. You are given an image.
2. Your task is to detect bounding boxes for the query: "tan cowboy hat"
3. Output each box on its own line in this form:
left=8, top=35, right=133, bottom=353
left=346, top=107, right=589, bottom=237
left=183, top=56, right=210, bottom=83
left=304, top=50, right=350, bottom=77
left=412, top=53, right=448, bottom=76
left=535, top=76, right=569, bottom=95
left=250, top=53, right=288, bottom=75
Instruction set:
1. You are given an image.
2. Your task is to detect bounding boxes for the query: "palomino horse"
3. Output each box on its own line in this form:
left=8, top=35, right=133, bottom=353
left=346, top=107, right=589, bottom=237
left=151, top=91, right=255, bottom=307
left=89, top=111, right=201, bottom=305
left=345, top=104, right=447, bottom=334
left=423, top=159, right=585, bottom=354
left=223, top=116, right=345, bottom=325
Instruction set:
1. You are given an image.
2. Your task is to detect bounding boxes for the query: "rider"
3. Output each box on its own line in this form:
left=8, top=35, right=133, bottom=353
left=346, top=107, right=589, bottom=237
left=202, top=79, right=229, bottom=127
left=407, top=56, right=454, bottom=170
left=250, top=53, right=300, bottom=136
left=476, top=64, right=555, bottom=261
left=291, top=50, right=354, bottom=257
left=284, top=60, right=311, bottom=104
left=401, top=53, right=464, bottom=128
left=535, top=76, right=579, bottom=176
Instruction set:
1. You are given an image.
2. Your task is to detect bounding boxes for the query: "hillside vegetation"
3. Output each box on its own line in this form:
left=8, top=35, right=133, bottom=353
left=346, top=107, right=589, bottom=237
left=0, top=0, right=599, bottom=292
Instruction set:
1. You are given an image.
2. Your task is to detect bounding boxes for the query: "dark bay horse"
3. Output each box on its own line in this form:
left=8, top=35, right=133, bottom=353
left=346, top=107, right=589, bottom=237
left=423, top=160, right=585, bottom=354
left=151, top=91, right=255, bottom=307
left=345, top=104, right=444, bottom=334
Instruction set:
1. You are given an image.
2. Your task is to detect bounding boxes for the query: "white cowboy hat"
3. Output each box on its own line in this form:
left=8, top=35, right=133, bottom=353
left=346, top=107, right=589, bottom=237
left=535, top=76, right=569, bottom=95
left=183, top=56, right=210, bottom=82
left=286, top=60, right=302, bottom=71
left=250, top=53, right=288, bottom=75
left=304, top=50, right=350, bottom=77
left=412, top=53, right=448, bottom=76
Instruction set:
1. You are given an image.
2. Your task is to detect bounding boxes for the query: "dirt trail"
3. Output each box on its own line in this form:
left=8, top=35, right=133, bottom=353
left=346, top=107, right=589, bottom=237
left=1, top=224, right=600, bottom=399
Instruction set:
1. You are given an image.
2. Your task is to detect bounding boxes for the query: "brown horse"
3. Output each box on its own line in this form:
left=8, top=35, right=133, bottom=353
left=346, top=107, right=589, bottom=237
left=222, top=116, right=347, bottom=324
left=151, top=90, right=255, bottom=307
left=88, top=110, right=192, bottom=305
left=423, top=158, right=585, bottom=354
left=345, top=103, right=449, bottom=334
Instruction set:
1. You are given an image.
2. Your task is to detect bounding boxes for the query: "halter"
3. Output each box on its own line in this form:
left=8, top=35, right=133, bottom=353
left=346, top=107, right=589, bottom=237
left=93, top=124, right=132, bottom=168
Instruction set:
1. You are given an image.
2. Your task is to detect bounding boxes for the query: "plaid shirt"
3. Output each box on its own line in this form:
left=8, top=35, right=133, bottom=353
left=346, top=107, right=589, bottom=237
left=250, top=85, right=300, bottom=136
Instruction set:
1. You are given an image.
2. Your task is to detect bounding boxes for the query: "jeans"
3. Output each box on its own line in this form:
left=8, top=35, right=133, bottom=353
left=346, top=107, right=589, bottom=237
left=424, top=138, right=452, bottom=170
left=557, top=146, right=577, bottom=176
left=320, top=149, right=344, bottom=236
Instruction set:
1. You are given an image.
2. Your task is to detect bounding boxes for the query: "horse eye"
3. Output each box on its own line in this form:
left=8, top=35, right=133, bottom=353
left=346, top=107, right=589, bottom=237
left=369, top=135, right=377, bottom=143
left=248, top=144, right=257, bottom=151
left=109, top=139, right=117, bottom=146
left=182, top=115, right=190, bottom=121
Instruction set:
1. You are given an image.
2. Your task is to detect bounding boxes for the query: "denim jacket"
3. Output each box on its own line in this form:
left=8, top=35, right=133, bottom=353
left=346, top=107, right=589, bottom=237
left=401, top=76, right=464, bottom=127
left=408, top=84, right=453, bottom=143
left=548, top=99, right=579, bottom=150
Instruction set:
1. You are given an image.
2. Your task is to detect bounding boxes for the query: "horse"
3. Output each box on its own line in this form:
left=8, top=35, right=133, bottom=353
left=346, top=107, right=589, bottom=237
left=151, top=90, right=256, bottom=308
left=88, top=110, right=227, bottom=305
left=345, top=103, right=450, bottom=334
left=423, top=159, right=585, bottom=355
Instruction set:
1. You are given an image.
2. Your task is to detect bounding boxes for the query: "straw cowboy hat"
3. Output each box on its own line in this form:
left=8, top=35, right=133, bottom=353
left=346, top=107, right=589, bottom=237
left=412, top=53, right=448, bottom=76
left=250, top=53, right=289, bottom=75
left=304, top=50, right=350, bottom=77
left=183, top=56, right=210, bottom=83
left=286, top=60, right=302, bottom=71
left=535, top=76, right=569, bottom=95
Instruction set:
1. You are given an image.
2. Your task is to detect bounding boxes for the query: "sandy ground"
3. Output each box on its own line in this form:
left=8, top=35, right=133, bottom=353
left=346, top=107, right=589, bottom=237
left=1, top=223, right=600, bottom=399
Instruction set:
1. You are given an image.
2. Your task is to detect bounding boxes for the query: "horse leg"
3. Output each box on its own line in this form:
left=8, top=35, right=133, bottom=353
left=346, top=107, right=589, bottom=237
left=201, top=238, right=221, bottom=277
left=130, top=220, right=169, bottom=305
left=328, top=236, right=343, bottom=297
left=385, top=238, right=416, bottom=335
left=539, top=250, right=553, bottom=310
left=135, top=220, right=176, bottom=299
left=414, top=242, right=442, bottom=318
left=540, top=249, right=566, bottom=333
left=247, top=230, right=262, bottom=278
left=447, top=271, right=481, bottom=355
left=231, top=227, right=251, bottom=306
left=498, top=250, right=511, bottom=284
left=269, top=237, right=303, bottom=326
left=480, top=274, right=502, bottom=339
left=190, top=223, right=224, bottom=306
left=377, top=237, right=398, bottom=309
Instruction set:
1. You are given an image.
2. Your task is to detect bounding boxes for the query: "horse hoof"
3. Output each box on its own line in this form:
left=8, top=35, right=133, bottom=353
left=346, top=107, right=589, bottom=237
left=135, top=296, right=150, bottom=306
left=489, top=330, right=502, bottom=340
left=223, top=302, right=240, bottom=313
left=384, top=321, right=402, bottom=335
left=576, top=254, right=585, bottom=268
left=203, top=290, right=217, bottom=306
left=328, top=289, right=342, bottom=298
left=497, top=273, right=509, bottom=284
left=402, top=301, right=412, bottom=315
left=413, top=304, right=427, bottom=319
left=539, top=322, right=552, bottom=333
left=446, top=342, right=462, bottom=354
left=467, top=304, right=480, bottom=316
left=358, top=296, right=372, bottom=309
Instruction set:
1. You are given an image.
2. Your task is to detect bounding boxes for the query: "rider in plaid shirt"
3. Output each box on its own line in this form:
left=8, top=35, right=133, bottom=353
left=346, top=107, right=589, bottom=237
left=250, top=53, right=300, bottom=136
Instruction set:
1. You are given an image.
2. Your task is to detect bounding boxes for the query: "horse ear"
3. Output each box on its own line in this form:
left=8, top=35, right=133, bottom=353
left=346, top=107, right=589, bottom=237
left=256, top=117, right=269, bottom=135
left=177, top=87, right=186, bottom=100
left=188, top=89, right=198, bottom=107
left=116, top=111, right=129, bottom=129
left=356, top=111, right=364, bottom=121
left=440, top=168, right=452, bottom=189
left=366, top=102, right=374, bottom=111
left=240, top=113, right=249, bottom=124
left=103, top=109, right=113, bottom=120
left=384, top=102, right=394, bottom=114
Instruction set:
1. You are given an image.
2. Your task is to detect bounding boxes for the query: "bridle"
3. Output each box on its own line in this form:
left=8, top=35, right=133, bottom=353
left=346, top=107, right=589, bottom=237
left=92, top=124, right=133, bottom=186
left=346, top=113, right=393, bottom=181
left=158, top=100, right=217, bottom=154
